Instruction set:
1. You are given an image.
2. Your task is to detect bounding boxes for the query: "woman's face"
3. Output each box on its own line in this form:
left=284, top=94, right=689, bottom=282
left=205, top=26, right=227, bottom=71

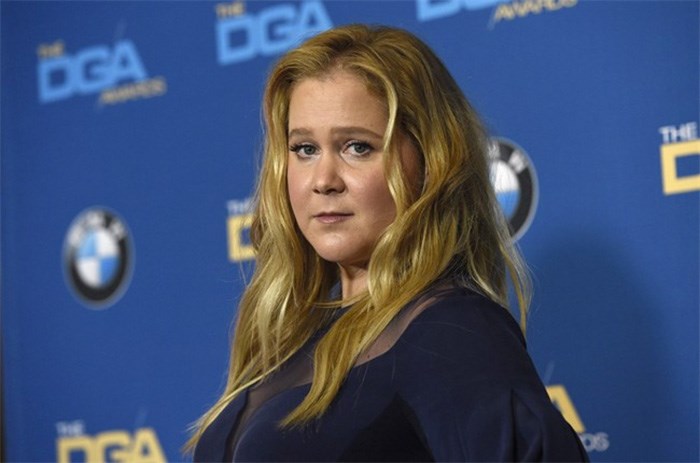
left=286, top=69, right=420, bottom=272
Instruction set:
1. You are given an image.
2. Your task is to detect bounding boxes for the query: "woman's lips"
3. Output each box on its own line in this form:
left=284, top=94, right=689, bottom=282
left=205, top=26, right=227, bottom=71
left=314, top=213, right=352, bottom=224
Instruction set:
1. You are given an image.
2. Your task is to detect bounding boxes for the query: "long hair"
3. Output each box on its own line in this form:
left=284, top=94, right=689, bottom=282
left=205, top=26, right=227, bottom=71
left=186, top=24, right=530, bottom=451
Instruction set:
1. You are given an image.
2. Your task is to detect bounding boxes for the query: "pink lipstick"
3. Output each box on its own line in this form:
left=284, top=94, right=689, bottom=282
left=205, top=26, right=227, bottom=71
left=314, top=212, right=352, bottom=224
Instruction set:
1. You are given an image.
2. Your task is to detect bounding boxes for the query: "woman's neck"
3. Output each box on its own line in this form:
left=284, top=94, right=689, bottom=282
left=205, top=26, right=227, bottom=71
left=339, top=264, right=368, bottom=299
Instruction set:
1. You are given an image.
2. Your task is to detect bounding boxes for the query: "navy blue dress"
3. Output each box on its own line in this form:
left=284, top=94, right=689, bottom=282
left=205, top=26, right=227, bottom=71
left=194, top=287, right=589, bottom=462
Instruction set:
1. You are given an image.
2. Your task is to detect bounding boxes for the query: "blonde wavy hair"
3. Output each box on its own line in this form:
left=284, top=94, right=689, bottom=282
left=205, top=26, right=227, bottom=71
left=186, top=24, right=530, bottom=452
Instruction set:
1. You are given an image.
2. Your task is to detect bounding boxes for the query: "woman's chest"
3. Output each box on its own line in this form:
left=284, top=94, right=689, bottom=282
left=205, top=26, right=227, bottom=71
left=230, top=356, right=431, bottom=462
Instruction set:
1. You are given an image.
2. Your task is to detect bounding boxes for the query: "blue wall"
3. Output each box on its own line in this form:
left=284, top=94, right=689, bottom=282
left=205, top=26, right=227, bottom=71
left=2, top=1, right=698, bottom=461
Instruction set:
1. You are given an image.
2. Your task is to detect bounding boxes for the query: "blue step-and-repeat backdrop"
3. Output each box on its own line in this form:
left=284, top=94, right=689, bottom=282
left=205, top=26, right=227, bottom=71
left=2, top=1, right=698, bottom=461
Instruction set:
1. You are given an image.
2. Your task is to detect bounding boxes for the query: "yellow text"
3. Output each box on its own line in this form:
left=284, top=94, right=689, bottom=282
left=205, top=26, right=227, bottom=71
left=546, top=384, right=585, bottom=433
left=37, top=40, right=65, bottom=59
left=660, top=140, right=700, bottom=195
left=228, top=213, right=255, bottom=261
left=98, top=76, right=167, bottom=105
left=216, top=0, right=245, bottom=18
left=57, top=427, right=166, bottom=463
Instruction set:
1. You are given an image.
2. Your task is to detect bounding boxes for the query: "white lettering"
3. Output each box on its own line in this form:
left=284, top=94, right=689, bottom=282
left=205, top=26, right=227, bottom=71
left=659, top=122, right=698, bottom=144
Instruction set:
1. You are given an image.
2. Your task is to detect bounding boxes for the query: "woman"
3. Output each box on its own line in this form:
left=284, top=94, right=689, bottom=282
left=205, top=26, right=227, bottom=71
left=188, top=24, right=588, bottom=461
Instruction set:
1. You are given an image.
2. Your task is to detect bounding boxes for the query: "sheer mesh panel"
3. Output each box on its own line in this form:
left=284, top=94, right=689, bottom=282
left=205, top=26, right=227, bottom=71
left=226, top=283, right=461, bottom=456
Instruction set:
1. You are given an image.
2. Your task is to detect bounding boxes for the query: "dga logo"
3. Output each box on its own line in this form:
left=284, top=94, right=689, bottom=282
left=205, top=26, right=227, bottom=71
left=659, top=121, right=700, bottom=195
left=416, top=0, right=578, bottom=28
left=417, top=0, right=509, bottom=21
left=56, top=421, right=165, bottom=463
left=63, top=208, right=133, bottom=308
left=37, top=39, right=167, bottom=105
left=227, top=197, right=255, bottom=262
left=489, top=0, right=578, bottom=27
left=488, top=137, right=538, bottom=240
left=546, top=384, right=610, bottom=453
left=215, top=0, right=332, bottom=66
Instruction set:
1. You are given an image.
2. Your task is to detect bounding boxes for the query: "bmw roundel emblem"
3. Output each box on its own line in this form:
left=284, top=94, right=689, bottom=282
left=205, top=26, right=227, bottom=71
left=488, top=138, right=539, bottom=241
left=63, top=207, right=133, bottom=308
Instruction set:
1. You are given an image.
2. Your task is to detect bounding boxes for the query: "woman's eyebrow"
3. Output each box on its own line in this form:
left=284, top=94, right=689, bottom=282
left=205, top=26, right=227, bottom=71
left=288, top=127, right=313, bottom=138
left=288, top=126, right=383, bottom=139
left=331, top=127, right=383, bottom=139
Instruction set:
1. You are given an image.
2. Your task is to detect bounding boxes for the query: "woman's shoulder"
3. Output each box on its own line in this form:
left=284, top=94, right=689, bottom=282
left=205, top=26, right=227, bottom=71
left=387, top=287, right=589, bottom=462
left=387, top=285, right=537, bottom=386
left=400, top=286, right=525, bottom=350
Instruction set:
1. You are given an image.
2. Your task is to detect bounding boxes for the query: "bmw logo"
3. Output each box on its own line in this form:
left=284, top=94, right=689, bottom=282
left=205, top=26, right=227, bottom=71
left=488, top=138, right=538, bottom=241
left=63, top=207, right=133, bottom=308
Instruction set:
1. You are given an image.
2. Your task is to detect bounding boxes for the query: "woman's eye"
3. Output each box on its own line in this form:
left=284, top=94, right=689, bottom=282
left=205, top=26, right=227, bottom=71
left=346, top=142, right=372, bottom=156
left=290, top=144, right=317, bottom=156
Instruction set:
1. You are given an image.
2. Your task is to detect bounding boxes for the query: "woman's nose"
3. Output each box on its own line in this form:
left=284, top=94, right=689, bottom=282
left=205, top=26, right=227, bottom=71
left=312, top=153, right=345, bottom=195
